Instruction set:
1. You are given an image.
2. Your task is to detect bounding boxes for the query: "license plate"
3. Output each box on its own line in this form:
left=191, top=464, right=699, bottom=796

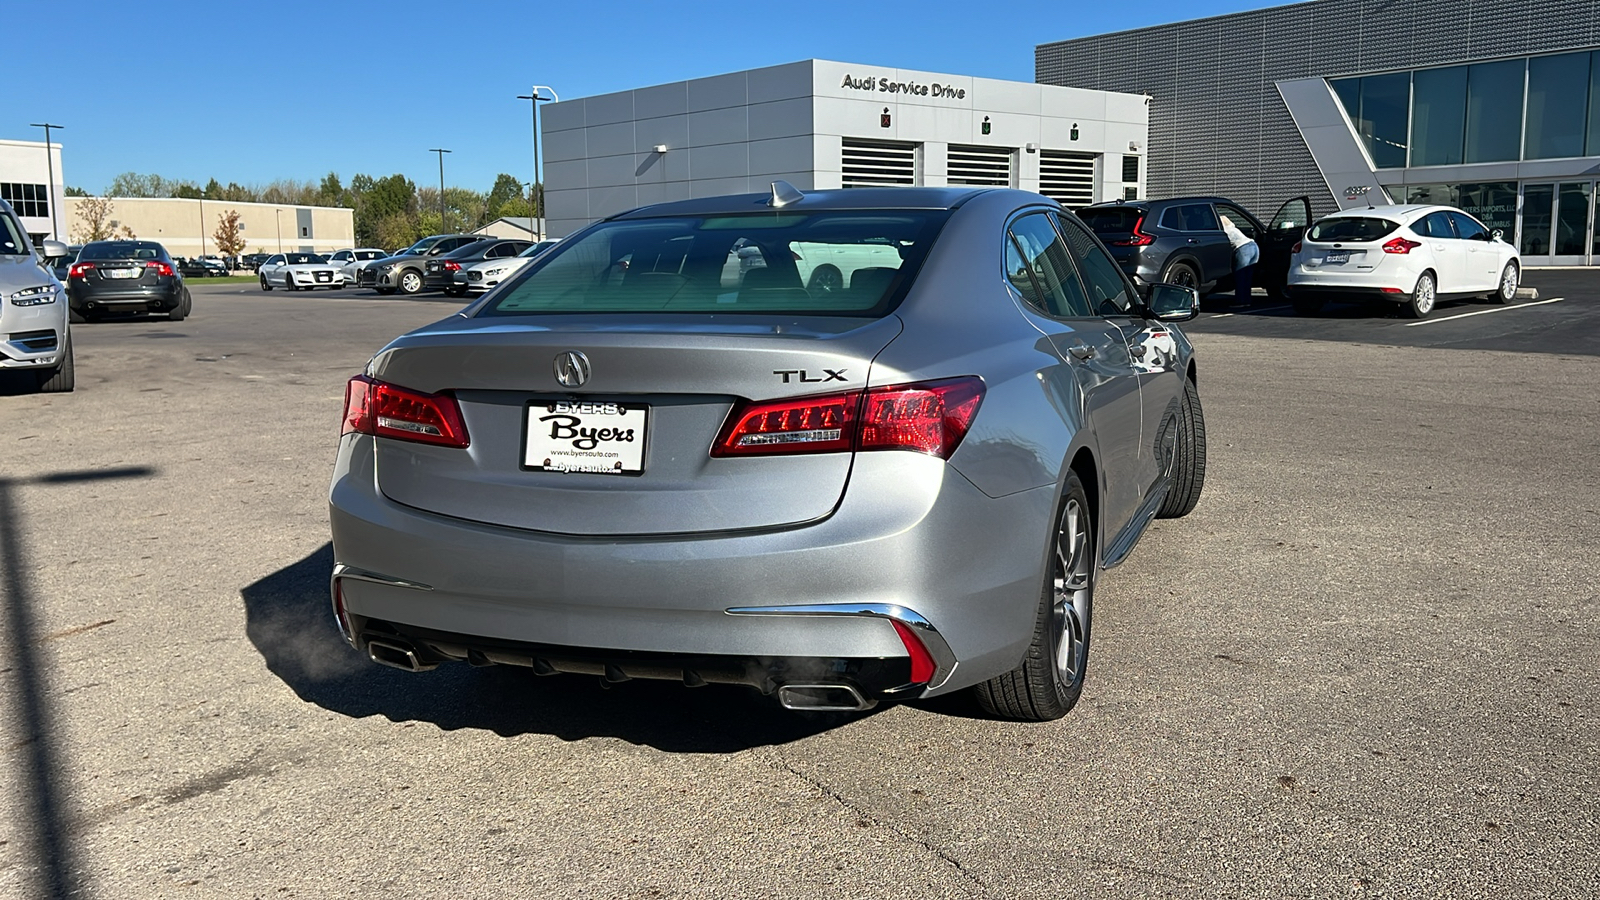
left=106, top=267, right=141, bottom=279
left=524, top=400, right=648, bottom=475
left=1324, top=250, right=1350, bottom=264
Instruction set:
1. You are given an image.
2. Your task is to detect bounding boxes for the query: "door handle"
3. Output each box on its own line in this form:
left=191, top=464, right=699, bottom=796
left=1066, top=342, right=1096, bottom=360
left=1186, top=238, right=1200, bottom=244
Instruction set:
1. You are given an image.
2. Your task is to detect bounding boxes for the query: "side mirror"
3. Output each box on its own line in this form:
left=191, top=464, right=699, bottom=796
left=1145, top=283, right=1199, bottom=322
left=41, top=239, right=69, bottom=258
left=1490, top=229, right=1504, bottom=242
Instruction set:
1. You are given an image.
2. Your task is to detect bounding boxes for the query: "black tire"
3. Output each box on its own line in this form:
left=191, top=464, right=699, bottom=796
left=807, top=264, right=843, bottom=294
left=1158, top=260, right=1200, bottom=292
left=259, top=274, right=273, bottom=291
left=975, top=472, right=1095, bottom=721
left=1405, top=271, right=1437, bottom=319
left=1156, top=378, right=1206, bottom=519
left=168, top=289, right=189, bottom=322
left=1494, top=262, right=1519, bottom=304
left=397, top=269, right=424, bottom=296
left=285, top=274, right=296, bottom=292
left=36, top=332, right=74, bottom=393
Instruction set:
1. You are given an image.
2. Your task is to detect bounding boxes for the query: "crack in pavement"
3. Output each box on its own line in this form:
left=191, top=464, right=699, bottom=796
left=764, top=753, right=996, bottom=899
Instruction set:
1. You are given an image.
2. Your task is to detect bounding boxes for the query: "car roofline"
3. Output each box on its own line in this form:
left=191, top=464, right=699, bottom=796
left=606, top=186, right=1003, bottom=221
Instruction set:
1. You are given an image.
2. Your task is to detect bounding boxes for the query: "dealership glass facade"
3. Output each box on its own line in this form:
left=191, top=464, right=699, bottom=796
left=1334, top=51, right=1600, bottom=168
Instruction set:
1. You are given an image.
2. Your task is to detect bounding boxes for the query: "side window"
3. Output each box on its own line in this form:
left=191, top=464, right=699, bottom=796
left=1159, top=206, right=1186, bottom=230
left=1006, top=213, right=1092, bottom=317
left=1183, top=204, right=1220, bottom=231
left=1417, top=212, right=1457, bottom=238
left=1448, top=212, right=1488, bottom=241
left=1054, top=213, right=1135, bottom=316
left=1215, top=205, right=1258, bottom=240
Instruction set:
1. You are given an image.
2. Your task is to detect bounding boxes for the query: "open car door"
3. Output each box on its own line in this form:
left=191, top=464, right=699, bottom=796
left=1257, top=196, right=1311, bottom=298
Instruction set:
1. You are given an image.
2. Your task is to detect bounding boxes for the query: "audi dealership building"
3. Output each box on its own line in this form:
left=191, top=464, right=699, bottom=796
left=1037, top=0, right=1600, bottom=266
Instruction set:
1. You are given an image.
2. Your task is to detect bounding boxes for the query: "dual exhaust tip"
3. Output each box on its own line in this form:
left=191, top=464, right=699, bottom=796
left=365, top=636, right=875, bottom=711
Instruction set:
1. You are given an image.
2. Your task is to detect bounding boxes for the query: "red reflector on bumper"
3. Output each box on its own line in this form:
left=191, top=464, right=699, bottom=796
left=891, top=619, right=937, bottom=684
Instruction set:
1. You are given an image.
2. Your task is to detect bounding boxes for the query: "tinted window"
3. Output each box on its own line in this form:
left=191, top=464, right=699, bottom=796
left=1006, top=212, right=1092, bottom=318
left=1077, top=207, right=1144, bottom=235
left=1054, top=214, right=1134, bottom=315
left=80, top=241, right=167, bottom=260
left=1412, top=66, right=1467, bottom=166
left=482, top=211, right=947, bottom=317
left=0, top=211, right=27, bottom=255
left=1215, top=205, right=1259, bottom=240
left=1465, top=60, right=1525, bottom=163
left=1525, top=53, right=1589, bottom=160
left=1160, top=204, right=1220, bottom=232
left=285, top=253, right=325, bottom=264
left=356, top=250, right=386, bottom=260
left=1448, top=212, right=1489, bottom=241
left=1414, top=212, right=1457, bottom=238
left=1306, top=218, right=1401, bottom=242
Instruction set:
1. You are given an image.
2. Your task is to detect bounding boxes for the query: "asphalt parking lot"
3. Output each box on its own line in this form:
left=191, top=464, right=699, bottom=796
left=2, top=277, right=1597, bottom=898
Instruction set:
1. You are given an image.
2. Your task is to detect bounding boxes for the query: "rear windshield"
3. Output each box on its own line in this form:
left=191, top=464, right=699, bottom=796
left=355, top=250, right=386, bottom=260
left=479, top=211, right=950, bottom=317
left=80, top=241, right=166, bottom=260
left=1077, top=207, right=1144, bottom=234
left=1306, top=217, right=1400, bottom=242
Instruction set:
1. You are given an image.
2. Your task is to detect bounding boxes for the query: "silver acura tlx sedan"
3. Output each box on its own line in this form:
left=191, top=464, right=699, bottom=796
left=328, top=184, right=1207, bottom=721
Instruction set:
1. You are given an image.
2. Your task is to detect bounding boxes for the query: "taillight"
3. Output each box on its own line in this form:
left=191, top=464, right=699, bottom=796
left=891, top=620, right=937, bottom=684
left=1383, top=237, right=1421, bottom=254
left=145, top=260, right=174, bottom=276
left=713, top=377, right=984, bottom=459
left=68, top=262, right=94, bottom=279
left=443, top=261, right=461, bottom=271
left=1109, top=215, right=1156, bottom=247
left=342, top=374, right=469, bottom=448
left=1291, top=240, right=1302, bottom=254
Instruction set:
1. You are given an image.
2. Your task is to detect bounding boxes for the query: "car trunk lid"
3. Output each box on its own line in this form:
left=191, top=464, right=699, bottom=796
left=368, top=314, right=902, bottom=536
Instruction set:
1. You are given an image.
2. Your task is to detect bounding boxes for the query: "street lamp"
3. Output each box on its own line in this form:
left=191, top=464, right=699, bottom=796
left=29, top=123, right=63, bottom=242
left=274, top=208, right=283, bottom=253
left=429, top=148, right=452, bottom=232
left=516, top=86, right=559, bottom=239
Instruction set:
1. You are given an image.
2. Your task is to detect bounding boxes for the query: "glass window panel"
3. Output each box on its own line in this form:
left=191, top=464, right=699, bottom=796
left=1520, top=184, right=1553, bottom=256
left=1357, top=73, right=1410, bottom=168
left=1456, top=182, right=1518, bottom=239
left=1526, top=53, right=1591, bottom=159
left=1464, top=60, right=1525, bottom=163
left=1447, top=212, right=1489, bottom=242
left=1555, top=183, right=1591, bottom=256
left=1331, top=78, right=1361, bottom=124
left=1405, top=184, right=1459, bottom=206
left=1588, top=52, right=1600, bottom=156
left=1411, top=66, right=1466, bottom=166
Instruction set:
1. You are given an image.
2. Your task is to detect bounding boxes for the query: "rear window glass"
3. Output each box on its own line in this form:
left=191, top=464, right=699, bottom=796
left=80, top=241, right=165, bottom=260
left=479, top=211, right=949, bottom=317
left=1077, top=208, right=1144, bottom=234
left=1307, top=217, right=1400, bottom=242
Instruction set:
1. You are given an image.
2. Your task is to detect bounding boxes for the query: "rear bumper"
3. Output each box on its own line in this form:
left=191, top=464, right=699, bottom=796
left=328, top=435, right=1052, bottom=697
left=68, top=283, right=182, bottom=309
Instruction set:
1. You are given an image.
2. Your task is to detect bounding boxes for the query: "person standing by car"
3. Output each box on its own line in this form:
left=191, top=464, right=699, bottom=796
left=1220, top=214, right=1258, bottom=306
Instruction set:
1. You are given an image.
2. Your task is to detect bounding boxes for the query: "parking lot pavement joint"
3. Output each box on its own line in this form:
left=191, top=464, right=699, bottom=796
left=762, top=752, right=997, bottom=898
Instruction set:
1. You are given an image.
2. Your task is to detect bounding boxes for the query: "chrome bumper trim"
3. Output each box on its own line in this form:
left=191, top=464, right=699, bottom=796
left=724, top=602, right=958, bottom=690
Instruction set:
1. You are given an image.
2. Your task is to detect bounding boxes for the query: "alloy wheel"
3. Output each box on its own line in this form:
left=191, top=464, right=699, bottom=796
left=1500, top=265, right=1518, bottom=302
left=1413, top=275, right=1435, bottom=316
left=1051, top=498, right=1093, bottom=687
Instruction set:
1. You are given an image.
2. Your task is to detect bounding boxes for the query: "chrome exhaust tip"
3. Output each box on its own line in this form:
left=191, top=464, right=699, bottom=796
left=777, top=684, right=875, bottom=712
left=366, top=638, right=438, bottom=673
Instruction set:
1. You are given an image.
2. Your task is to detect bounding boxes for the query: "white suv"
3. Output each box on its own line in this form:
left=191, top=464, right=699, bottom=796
left=1288, top=204, right=1520, bottom=318
left=0, top=200, right=72, bottom=392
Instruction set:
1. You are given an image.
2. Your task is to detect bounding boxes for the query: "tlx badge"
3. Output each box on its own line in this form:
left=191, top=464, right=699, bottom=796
left=773, top=369, right=847, bottom=384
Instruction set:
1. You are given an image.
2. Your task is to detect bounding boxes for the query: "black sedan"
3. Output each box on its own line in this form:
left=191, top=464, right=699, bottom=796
left=66, top=240, right=192, bottom=322
left=423, top=238, right=535, bottom=296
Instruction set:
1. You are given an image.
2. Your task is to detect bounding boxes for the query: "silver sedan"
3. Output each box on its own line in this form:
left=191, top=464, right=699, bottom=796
left=328, top=184, right=1207, bottom=720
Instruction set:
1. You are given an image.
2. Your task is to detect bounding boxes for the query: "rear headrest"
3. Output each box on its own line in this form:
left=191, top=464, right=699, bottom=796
left=848, top=266, right=898, bottom=298
left=741, top=266, right=802, bottom=290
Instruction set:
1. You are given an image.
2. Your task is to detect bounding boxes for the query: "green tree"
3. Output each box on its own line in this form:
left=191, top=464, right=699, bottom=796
left=64, top=186, right=88, bottom=197
left=372, top=212, right=419, bottom=251
left=203, top=178, right=223, bottom=200
left=173, top=183, right=203, bottom=199
left=485, top=174, right=524, bottom=219
left=318, top=172, right=345, bottom=207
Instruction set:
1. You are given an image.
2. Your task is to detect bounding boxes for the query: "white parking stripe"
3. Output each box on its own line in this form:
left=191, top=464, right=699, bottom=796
left=1208, top=305, right=1291, bottom=319
left=1402, top=297, right=1565, bottom=326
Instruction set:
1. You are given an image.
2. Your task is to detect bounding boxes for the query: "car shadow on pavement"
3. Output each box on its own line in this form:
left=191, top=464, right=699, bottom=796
left=241, top=543, right=873, bottom=752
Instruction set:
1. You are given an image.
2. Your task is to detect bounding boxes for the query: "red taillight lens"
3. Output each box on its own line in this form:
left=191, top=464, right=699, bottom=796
left=341, top=374, right=469, bottom=448
left=443, top=261, right=461, bottom=271
left=1383, top=237, right=1421, bottom=254
left=712, top=377, right=984, bottom=459
left=891, top=619, right=937, bottom=684
left=1291, top=240, right=1302, bottom=254
left=145, top=260, right=174, bottom=276
left=713, top=391, right=858, bottom=456
left=68, top=262, right=94, bottom=279
left=1110, top=215, right=1156, bottom=247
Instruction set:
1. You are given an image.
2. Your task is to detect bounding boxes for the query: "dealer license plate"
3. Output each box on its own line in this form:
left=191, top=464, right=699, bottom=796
left=106, top=267, right=141, bottom=279
left=524, top=400, right=648, bottom=475
left=1324, top=250, right=1350, bottom=264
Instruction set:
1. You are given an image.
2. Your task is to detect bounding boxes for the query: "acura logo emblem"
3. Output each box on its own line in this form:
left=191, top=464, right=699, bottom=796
left=554, top=350, right=590, bottom=388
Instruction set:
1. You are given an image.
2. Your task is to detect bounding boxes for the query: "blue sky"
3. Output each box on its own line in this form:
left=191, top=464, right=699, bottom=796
left=12, top=0, right=1276, bottom=195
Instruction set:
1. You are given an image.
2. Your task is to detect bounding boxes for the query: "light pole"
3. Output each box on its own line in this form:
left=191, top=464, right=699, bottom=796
left=517, top=86, right=558, bottom=239
left=29, top=123, right=63, bottom=242
left=429, top=148, right=451, bottom=232
left=274, top=208, right=283, bottom=253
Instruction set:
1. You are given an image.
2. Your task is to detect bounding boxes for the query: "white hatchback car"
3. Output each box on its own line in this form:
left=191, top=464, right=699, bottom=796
left=1287, top=204, right=1520, bottom=318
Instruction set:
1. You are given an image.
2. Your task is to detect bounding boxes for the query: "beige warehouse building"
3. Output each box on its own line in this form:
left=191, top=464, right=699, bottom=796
left=64, top=197, right=354, bottom=256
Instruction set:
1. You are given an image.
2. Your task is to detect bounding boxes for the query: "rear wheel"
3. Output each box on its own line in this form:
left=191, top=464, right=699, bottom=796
left=1159, top=260, right=1199, bottom=292
left=36, top=333, right=74, bottom=393
left=975, top=473, right=1094, bottom=721
left=1156, top=378, right=1206, bottom=518
left=168, top=289, right=190, bottom=322
left=807, top=264, right=843, bottom=294
left=1406, top=271, right=1436, bottom=319
left=1494, top=262, right=1519, bottom=304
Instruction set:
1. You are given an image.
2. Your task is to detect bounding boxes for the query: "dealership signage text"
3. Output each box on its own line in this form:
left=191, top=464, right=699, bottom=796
left=841, top=74, right=966, bottom=100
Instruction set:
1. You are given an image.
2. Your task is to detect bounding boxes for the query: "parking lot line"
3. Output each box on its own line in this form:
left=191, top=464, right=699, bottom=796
left=1403, top=297, right=1565, bottom=326
left=1209, top=305, right=1291, bottom=319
